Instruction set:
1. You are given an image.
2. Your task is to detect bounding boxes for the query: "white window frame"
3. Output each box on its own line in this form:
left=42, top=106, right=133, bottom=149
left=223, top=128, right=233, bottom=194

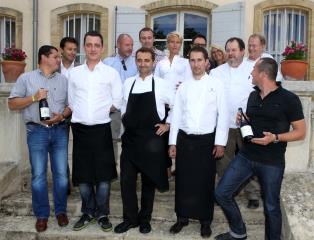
left=152, top=11, right=209, bottom=56
left=63, top=13, right=100, bottom=63
left=263, top=8, right=308, bottom=62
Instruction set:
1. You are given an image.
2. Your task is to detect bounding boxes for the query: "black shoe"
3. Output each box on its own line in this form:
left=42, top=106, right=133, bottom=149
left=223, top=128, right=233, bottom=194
left=169, top=221, right=189, bottom=234
left=200, top=224, right=212, bottom=238
left=114, top=221, right=139, bottom=234
left=73, top=214, right=96, bottom=231
left=98, top=216, right=112, bottom=232
left=247, top=199, right=259, bottom=209
left=139, top=222, right=151, bottom=234
left=215, top=232, right=247, bottom=240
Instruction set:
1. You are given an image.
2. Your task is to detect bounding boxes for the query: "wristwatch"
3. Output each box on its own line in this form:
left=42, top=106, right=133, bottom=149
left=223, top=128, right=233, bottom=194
left=274, top=134, right=280, bottom=143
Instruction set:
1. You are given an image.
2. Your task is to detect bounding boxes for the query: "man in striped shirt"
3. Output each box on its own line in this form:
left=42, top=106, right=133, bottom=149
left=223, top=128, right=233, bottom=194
left=8, top=45, right=71, bottom=232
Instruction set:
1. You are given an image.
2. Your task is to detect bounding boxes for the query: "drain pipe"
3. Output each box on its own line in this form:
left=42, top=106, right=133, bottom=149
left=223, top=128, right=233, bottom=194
left=114, top=6, right=118, bottom=54
left=32, top=0, right=38, bottom=69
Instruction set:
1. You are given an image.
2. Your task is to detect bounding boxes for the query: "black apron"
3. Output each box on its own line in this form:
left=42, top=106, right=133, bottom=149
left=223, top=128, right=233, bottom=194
left=175, top=130, right=216, bottom=221
left=71, top=123, right=117, bottom=186
left=121, top=78, right=169, bottom=192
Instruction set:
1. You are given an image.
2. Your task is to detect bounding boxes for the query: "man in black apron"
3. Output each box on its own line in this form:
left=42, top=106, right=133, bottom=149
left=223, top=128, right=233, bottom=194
left=68, top=31, right=122, bottom=232
left=168, top=46, right=229, bottom=238
left=114, top=47, right=174, bottom=234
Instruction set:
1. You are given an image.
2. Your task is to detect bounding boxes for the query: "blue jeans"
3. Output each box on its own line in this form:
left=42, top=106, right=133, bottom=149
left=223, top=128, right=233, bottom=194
left=215, top=153, right=284, bottom=240
left=27, top=123, right=68, bottom=219
left=79, top=181, right=111, bottom=219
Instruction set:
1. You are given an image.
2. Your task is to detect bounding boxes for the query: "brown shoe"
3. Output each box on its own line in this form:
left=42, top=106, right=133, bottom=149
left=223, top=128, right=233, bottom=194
left=56, top=213, right=69, bottom=227
left=35, top=218, right=48, bottom=232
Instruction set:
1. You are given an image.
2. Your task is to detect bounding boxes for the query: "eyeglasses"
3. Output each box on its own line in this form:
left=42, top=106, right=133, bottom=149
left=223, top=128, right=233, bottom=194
left=121, top=59, right=127, bottom=71
left=191, top=43, right=207, bottom=48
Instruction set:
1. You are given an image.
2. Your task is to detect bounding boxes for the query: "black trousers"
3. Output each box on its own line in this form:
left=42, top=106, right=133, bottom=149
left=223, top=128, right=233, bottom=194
left=120, top=155, right=156, bottom=224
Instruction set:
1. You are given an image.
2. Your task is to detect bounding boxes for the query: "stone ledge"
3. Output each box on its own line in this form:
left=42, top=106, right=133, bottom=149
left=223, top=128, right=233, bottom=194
left=0, top=215, right=264, bottom=240
left=281, top=173, right=314, bottom=240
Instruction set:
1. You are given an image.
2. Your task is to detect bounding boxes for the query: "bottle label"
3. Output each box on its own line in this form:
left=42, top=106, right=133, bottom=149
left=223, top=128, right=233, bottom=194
left=40, top=107, right=50, bottom=118
left=240, top=125, right=253, bottom=137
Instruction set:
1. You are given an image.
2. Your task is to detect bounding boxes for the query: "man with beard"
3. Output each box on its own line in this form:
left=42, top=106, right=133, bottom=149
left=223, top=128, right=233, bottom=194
left=210, top=37, right=253, bottom=187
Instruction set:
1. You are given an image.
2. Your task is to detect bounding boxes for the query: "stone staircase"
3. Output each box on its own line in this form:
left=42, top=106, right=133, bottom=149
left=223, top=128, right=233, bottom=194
left=0, top=179, right=265, bottom=239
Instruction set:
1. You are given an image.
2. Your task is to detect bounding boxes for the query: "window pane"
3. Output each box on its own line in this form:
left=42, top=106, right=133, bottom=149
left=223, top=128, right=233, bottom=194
left=153, top=14, right=177, bottom=39
left=184, top=13, right=207, bottom=39
left=183, top=40, right=192, bottom=58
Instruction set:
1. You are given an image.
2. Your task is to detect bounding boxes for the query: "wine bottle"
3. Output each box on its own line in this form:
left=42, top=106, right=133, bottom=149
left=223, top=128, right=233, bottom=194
left=39, top=98, right=50, bottom=121
left=238, top=107, right=253, bottom=142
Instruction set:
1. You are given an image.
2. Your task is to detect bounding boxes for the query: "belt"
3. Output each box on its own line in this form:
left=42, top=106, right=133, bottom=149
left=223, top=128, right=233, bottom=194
left=26, top=121, right=66, bottom=128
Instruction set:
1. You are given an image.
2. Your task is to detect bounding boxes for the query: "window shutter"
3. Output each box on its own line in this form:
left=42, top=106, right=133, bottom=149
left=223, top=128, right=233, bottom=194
left=115, top=6, right=146, bottom=52
left=211, top=2, right=244, bottom=46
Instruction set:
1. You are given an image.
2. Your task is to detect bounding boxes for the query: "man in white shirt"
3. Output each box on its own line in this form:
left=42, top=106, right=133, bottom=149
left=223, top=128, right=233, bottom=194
left=210, top=37, right=254, bottom=206
left=168, top=46, right=229, bottom=238
left=114, top=47, right=173, bottom=235
left=139, top=27, right=166, bottom=69
left=58, top=37, right=79, bottom=78
left=58, top=36, right=79, bottom=196
left=68, top=31, right=122, bottom=232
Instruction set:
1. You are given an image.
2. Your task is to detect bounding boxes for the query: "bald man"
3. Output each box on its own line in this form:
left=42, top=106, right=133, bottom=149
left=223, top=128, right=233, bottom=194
left=104, top=34, right=138, bottom=83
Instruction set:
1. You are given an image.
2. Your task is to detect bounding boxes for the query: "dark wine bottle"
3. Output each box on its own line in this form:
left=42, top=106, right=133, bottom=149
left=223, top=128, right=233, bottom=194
left=39, top=98, right=50, bottom=121
left=238, top=107, right=253, bottom=142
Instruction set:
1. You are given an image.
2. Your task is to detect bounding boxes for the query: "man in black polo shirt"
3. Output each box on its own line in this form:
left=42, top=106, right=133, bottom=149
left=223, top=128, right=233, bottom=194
left=214, top=58, right=306, bottom=240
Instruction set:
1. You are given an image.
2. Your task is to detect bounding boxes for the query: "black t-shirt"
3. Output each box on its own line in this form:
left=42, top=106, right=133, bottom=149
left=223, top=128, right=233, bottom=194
left=240, top=86, right=304, bottom=166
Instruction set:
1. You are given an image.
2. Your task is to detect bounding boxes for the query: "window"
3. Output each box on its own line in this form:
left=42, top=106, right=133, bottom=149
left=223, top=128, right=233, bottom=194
left=263, top=8, right=308, bottom=62
left=0, top=16, right=16, bottom=82
left=63, top=13, right=100, bottom=63
left=152, top=11, right=209, bottom=57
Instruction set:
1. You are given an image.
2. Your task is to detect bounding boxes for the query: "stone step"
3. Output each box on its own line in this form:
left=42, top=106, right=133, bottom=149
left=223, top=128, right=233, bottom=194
left=0, top=162, right=19, bottom=200
left=0, top=215, right=264, bottom=240
left=0, top=189, right=264, bottom=225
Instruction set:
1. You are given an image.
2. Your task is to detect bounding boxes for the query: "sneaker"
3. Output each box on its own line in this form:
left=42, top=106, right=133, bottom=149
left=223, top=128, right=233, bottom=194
left=73, top=214, right=96, bottom=231
left=98, top=216, right=112, bottom=232
left=215, top=232, right=247, bottom=240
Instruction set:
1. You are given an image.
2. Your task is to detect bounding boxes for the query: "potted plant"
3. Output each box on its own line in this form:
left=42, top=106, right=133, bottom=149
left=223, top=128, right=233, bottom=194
left=281, top=41, right=308, bottom=80
left=1, top=47, right=27, bottom=83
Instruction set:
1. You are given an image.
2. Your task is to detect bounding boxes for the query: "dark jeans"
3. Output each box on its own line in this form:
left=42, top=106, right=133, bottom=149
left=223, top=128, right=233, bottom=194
left=26, top=122, right=68, bottom=218
left=215, top=153, right=284, bottom=240
left=79, top=181, right=111, bottom=219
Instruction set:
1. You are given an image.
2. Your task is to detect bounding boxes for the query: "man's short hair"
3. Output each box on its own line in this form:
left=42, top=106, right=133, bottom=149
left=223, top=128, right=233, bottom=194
left=60, top=37, right=78, bottom=49
left=225, top=37, right=245, bottom=51
left=84, top=31, right=103, bottom=46
left=249, top=33, right=266, bottom=46
left=135, top=47, right=155, bottom=62
left=257, top=57, right=278, bottom=81
left=139, top=27, right=154, bottom=39
left=38, top=45, right=58, bottom=64
left=188, top=46, right=209, bottom=60
left=192, top=34, right=207, bottom=44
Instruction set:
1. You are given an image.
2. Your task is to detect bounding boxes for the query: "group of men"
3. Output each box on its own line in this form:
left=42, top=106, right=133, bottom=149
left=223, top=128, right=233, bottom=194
left=8, top=27, right=306, bottom=240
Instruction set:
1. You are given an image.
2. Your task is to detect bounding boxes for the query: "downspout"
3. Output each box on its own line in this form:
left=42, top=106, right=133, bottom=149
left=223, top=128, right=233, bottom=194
left=32, top=0, right=38, bottom=69
left=114, top=6, right=118, bottom=54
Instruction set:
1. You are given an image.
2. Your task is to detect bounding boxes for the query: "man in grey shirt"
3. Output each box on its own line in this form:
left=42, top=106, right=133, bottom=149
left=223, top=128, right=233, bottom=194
left=8, top=45, right=71, bottom=233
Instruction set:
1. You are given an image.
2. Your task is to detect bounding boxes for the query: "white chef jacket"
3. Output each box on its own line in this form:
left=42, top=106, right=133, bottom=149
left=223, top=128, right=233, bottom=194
left=210, top=61, right=254, bottom=129
left=169, top=73, right=229, bottom=146
left=122, top=74, right=174, bottom=123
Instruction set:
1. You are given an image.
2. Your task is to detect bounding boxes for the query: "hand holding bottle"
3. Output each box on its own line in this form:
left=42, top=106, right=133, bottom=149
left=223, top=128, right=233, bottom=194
left=238, top=108, right=254, bottom=142
left=34, top=88, right=48, bottom=101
